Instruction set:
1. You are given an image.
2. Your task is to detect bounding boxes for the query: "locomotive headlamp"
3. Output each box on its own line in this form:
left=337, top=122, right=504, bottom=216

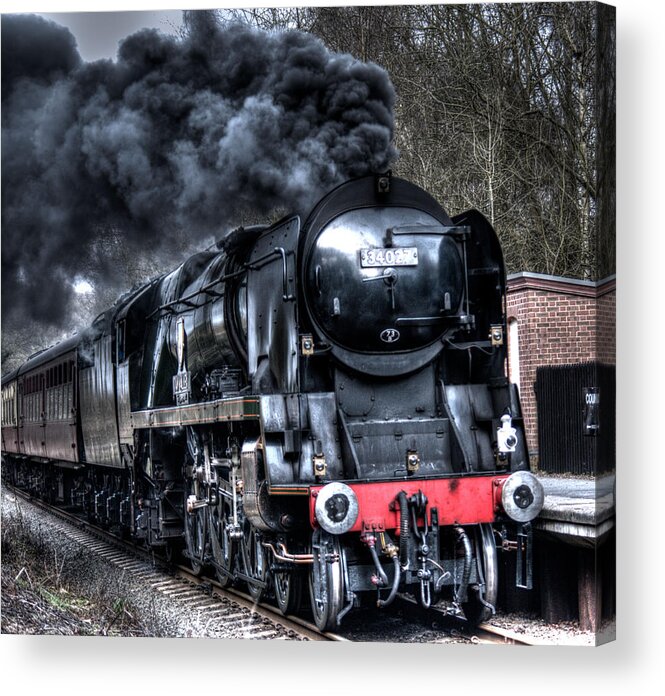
left=497, top=414, right=518, bottom=454
left=501, top=471, right=545, bottom=523
left=314, top=482, right=359, bottom=535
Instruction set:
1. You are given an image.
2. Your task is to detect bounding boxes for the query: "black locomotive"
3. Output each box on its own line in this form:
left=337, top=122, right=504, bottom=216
left=2, top=173, right=543, bottom=630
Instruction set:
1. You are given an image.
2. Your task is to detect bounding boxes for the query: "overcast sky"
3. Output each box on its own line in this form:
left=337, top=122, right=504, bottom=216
left=36, top=10, right=184, bottom=62
left=1, top=4, right=224, bottom=62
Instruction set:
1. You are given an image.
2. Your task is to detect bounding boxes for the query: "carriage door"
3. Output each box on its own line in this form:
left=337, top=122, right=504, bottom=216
left=78, top=332, right=123, bottom=468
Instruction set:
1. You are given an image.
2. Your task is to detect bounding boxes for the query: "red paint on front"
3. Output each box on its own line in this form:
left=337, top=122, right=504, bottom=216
left=309, top=475, right=510, bottom=532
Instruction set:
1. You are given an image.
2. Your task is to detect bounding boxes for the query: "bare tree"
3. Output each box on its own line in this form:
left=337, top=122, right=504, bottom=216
left=230, top=3, right=614, bottom=280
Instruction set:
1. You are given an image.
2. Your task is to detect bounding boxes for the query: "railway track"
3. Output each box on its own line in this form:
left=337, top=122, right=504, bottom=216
left=2, top=483, right=535, bottom=645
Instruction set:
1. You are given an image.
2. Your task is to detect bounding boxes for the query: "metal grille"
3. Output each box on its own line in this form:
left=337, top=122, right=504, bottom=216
left=535, top=362, right=615, bottom=475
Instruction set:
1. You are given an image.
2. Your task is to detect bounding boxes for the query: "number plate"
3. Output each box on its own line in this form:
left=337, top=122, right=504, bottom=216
left=360, top=247, right=418, bottom=268
left=173, top=371, right=191, bottom=405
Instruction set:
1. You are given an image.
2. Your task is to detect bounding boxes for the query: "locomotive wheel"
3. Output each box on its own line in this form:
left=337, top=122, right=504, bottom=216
left=184, top=498, right=208, bottom=576
left=462, top=524, right=498, bottom=625
left=274, top=566, right=303, bottom=616
left=309, top=529, right=344, bottom=632
left=185, top=509, right=207, bottom=575
left=243, top=522, right=269, bottom=602
left=209, top=498, right=235, bottom=587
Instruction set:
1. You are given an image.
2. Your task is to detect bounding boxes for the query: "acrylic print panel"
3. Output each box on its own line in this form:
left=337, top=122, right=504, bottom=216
left=1, top=2, right=614, bottom=648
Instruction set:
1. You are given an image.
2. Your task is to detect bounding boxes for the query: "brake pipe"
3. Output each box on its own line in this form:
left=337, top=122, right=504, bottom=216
left=363, top=534, right=389, bottom=587
left=377, top=556, right=401, bottom=608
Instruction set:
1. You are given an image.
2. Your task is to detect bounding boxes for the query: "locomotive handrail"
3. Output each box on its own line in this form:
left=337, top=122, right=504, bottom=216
left=273, top=247, right=296, bottom=302
left=148, top=247, right=294, bottom=319
left=247, top=247, right=295, bottom=302
left=443, top=338, right=494, bottom=354
left=395, top=314, right=471, bottom=326
left=388, top=223, right=470, bottom=239
left=147, top=273, right=239, bottom=318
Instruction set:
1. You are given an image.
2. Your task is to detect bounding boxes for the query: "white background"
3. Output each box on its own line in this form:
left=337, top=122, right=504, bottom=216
left=0, top=0, right=661, bottom=692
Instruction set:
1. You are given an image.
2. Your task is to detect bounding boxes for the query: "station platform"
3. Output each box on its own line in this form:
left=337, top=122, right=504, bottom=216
left=534, top=473, right=615, bottom=547
left=529, top=472, right=616, bottom=636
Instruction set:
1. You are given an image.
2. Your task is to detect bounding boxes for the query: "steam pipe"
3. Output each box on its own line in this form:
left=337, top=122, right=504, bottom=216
left=262, top=541, right=314, bottom=565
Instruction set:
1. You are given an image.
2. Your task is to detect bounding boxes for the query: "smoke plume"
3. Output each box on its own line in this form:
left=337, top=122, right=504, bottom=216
left=1, top=11, right=396, bottom=330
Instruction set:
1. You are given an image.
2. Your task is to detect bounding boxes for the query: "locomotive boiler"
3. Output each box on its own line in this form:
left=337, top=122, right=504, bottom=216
left=1, top=173, right=544, bottom=631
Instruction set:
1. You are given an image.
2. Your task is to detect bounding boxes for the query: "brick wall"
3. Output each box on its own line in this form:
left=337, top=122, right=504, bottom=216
left=505, top=273, right=616, bottom=456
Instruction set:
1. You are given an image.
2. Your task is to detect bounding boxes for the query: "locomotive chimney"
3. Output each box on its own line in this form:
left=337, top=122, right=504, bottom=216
left=376, top=170, right=392, bottom=196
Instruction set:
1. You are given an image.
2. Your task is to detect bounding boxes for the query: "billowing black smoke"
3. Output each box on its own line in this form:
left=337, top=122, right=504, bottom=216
left=1, top=12, right=396, bottom=329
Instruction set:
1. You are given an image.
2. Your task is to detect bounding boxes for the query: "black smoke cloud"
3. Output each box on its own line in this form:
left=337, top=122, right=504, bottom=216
left=1, top=12, right=396, bottom=329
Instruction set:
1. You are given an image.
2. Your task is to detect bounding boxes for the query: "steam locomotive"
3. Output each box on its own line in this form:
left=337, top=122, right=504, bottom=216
left=1, top=173, right=543, bottom=631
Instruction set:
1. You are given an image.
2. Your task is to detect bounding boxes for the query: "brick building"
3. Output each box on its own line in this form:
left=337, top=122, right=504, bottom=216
left=505, top=272, right=616, bottom=458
